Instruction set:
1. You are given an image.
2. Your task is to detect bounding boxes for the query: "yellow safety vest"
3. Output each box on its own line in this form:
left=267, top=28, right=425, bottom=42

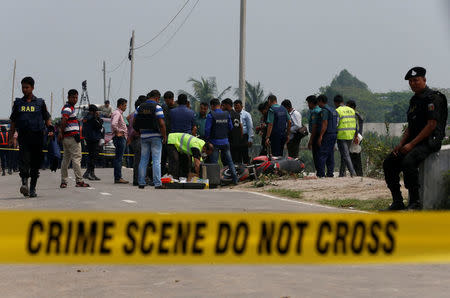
left=336, top=106, right=356, bottom=140
left=168, top=133, right=205, bottom=156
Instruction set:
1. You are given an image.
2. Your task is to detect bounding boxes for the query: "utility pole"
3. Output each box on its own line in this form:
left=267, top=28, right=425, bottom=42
left=62, top=88, right=65, bottom=105
left=50, top=92, right=53, bottom=118
left=103, top=61, right=106, bottom=103
left=107, top=77, right=111, bottom=102
left=239, top=0, right=247, bottom=108
left=129, top=30, right=135, bottom=115
left=11, top=59, right=16, bottom=107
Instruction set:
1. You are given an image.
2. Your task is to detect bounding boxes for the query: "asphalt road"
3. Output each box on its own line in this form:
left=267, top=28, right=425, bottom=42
left=0, top=168, right=449, bottom=298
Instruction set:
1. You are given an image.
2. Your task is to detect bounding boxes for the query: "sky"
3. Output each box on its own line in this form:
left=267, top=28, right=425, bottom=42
left=0, top=0, right=449, bottom=118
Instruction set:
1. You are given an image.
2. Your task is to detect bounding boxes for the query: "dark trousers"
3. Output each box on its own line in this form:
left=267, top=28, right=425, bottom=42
left=312, top=142, right=320, bottom=176
left=18, top=131, right=44, bottom=179
left=112, top=136, right=126, bottom=180
left=383, top=143, right=433, bottom=201
left=161, top=143, right=169, bottom=176
left=287, top=135, right=302, bottom=159
left=0, top=149, right=7, bottom=172
left=350, top=153, right=363, bottom=176
left=86, top=140, right=99, bottom=172
left=167, top=144, right=190, bottom=179
left=317, top=133, right=337, bottom=177
left=240, top=134, right=250, bottom=164
left=231, top=135, right=250, bottom=164
left=9, top=150, right=19, bottom=170
left=270, top=134, right=286, bottom=157
left=130, top=138, right=140, bottom=184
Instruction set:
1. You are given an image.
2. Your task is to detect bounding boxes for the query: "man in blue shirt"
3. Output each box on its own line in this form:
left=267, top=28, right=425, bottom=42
left=205, top=98, right=238, bottom=184
left=170, top=94, right=196, bottom=135
left=194, top=102, right=209, bottom=139
left=316, top=95, right=338, bottom=178
left=134, top=89, right=167, bottom=189
left=306, top=95, right=322, bottom=176
left=234, top=99, right=254, bottom=164
left=169, top=94, right=196, bottom=177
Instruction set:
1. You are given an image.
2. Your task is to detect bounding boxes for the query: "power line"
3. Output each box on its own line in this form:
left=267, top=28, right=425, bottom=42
left=111, top=59, right=129, bottom=100
left=137, top=0, right=200, bottom=60
left=133, top=0, right=191, bottom=50
left=106, top=56, right=128, bottom=74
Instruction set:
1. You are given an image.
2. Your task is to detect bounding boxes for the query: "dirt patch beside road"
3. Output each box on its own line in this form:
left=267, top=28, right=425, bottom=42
left=236, top=175, right=407, bottom=202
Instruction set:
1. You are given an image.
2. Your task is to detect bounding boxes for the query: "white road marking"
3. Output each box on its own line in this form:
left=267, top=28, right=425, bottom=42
left=87, top=187, right=95, bottom=190
left=100, top=192, right=112, bottom=196
left=243, top=191, right=369, bottom=213
left=122, top=200, right=137, bottom=204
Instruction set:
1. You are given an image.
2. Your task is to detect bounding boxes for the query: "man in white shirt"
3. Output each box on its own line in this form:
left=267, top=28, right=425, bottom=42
left=281, top=99, right=303, bottom=158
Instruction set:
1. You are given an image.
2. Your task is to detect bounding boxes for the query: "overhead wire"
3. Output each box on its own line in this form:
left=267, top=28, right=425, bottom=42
left=133, top=0, right=191, bottom=50
left=137, top=0, right=200, bottom=60
left=110, top=59, right=129, bottom=99
left=106, top=56, right=128, bottom=74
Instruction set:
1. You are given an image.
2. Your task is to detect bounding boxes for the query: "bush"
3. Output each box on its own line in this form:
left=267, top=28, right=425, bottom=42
left=361, top=132, right=400, bottom=178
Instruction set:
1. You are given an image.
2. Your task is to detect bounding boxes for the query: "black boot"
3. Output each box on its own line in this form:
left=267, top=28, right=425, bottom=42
left=406, top=189, right=422, bottom=210
left=385, top=190, right=405, bottom=211
left=83, top=169, right=90, bottom=179
left=29, top=177, right=37, bottom=198
left=2, top=169, right=5, bottom=176
left=90, top=169, right=101, bottom=181
left=20, top=177, right=29, bottom=197
left=7, top=169, right=12, bottom=175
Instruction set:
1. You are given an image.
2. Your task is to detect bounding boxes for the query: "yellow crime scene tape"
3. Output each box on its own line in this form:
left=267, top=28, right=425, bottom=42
left=0, top=147, right=134, bottom=157
left=1, top=210, right=450, bottom=265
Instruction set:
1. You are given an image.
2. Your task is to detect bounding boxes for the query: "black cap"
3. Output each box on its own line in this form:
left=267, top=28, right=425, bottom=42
left=405, top=67, right=426, bottom=80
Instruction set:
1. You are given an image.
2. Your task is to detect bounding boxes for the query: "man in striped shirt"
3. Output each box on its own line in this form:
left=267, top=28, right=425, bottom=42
left=135, top=90, right=167, bottom=189
left=59, top=89, right=89, bottom=188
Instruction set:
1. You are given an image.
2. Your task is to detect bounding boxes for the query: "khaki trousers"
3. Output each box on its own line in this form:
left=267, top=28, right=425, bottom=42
left=61, top=136, right=83, bottom=183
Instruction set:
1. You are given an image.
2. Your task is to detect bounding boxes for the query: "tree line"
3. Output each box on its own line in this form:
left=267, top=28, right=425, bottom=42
left=177, top=69, right=450, bottom=123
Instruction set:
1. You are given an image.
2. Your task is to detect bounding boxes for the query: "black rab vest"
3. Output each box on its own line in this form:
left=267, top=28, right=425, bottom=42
left=210, top=110, right=229, bottom=139
left=133, top=101, right=159, bottom=131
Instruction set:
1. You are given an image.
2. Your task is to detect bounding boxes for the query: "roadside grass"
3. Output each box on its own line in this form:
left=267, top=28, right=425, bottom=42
left=267, top=188, right=303, bottom=199
left=266, top=187, right=391, bottom=211
left=317, top=198, right=392, bottom=211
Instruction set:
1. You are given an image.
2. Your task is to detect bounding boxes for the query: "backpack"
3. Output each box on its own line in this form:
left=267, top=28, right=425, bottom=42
left=133, top=101, right=159, bottom=131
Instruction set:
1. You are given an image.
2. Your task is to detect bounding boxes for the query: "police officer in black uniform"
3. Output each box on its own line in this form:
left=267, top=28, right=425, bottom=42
left=9, top=77, right=54, bottom=198
left=383, top=67, right=448, bottom=210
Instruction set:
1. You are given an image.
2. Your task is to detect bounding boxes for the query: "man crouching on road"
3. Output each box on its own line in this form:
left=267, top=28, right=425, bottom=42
left=167, top=132, right=214, bottom=179
left=383, top=67, right=448, bottom=211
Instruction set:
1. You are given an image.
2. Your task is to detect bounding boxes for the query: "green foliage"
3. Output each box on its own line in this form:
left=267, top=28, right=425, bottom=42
left=179, top=77, right=231, bottom=110
left=318, top=197, right=392, bottom=211
left=319, top=69, right=413, bottom=123
left=267, top=188, right=303, bottom=199
left=252, top=174, right=277, bottom=187
left=235, top=81, right=265, bottom=113
left=361, top=131, right=400, bottom=178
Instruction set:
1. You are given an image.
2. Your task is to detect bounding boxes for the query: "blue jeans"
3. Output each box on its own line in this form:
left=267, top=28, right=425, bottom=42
left=210, top=143, right=238, bottom=183
left=113, top=136, right=126, bottom=181
left=317, top=133, right=337, bottom=177
left=138, top=137, right=162, bottom=187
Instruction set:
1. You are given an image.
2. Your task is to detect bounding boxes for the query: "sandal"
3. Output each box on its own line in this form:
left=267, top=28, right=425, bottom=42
left=76, top=181, right=90, bottom=187
left=60, top=183, right=67, bottom=188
